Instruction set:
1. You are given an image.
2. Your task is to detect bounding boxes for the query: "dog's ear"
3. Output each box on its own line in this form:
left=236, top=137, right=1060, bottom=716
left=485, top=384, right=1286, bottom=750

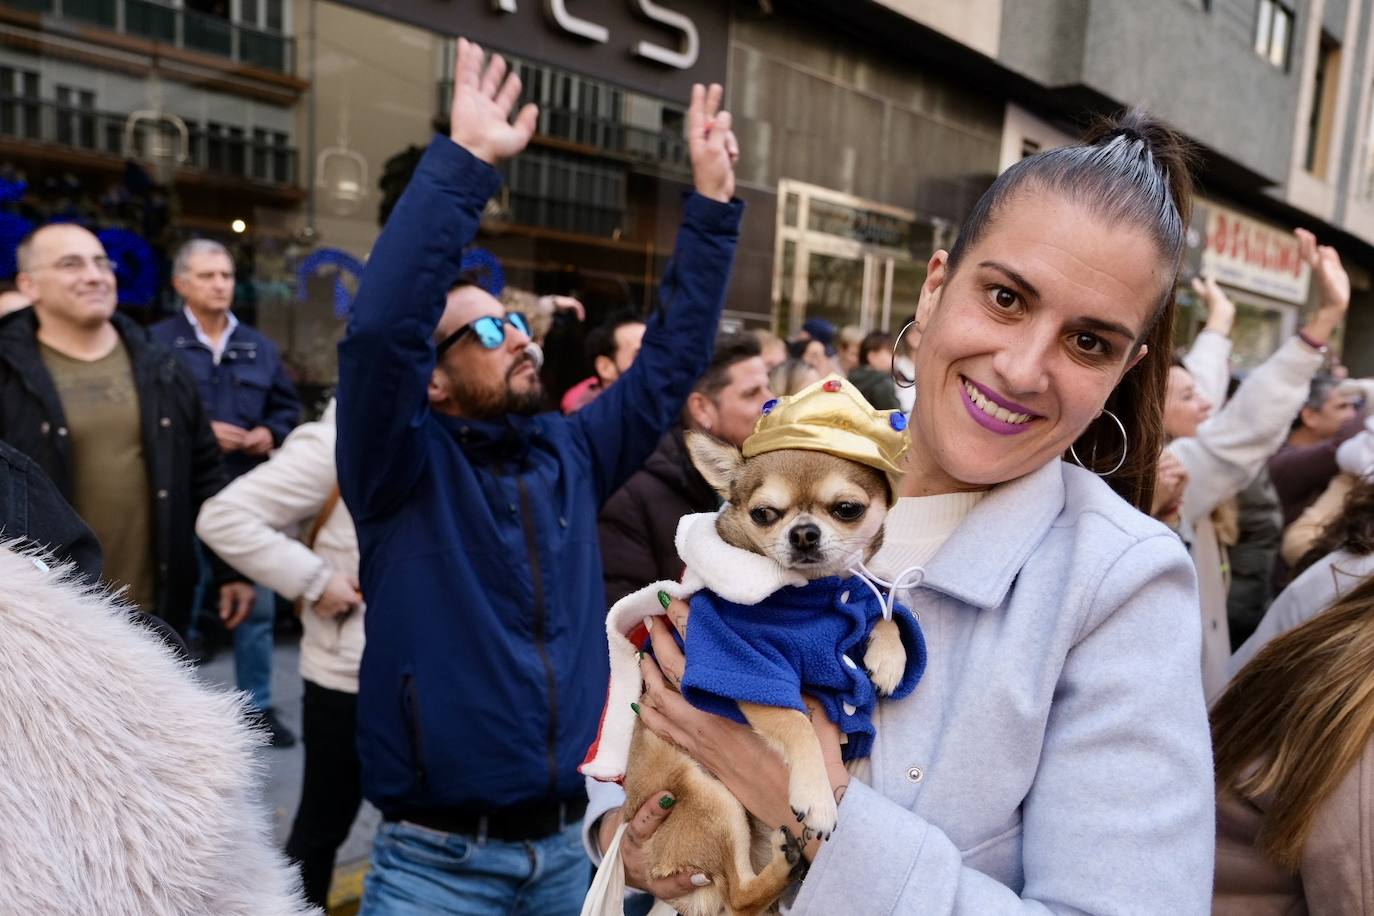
left=685, top=431, right=742, bottom=499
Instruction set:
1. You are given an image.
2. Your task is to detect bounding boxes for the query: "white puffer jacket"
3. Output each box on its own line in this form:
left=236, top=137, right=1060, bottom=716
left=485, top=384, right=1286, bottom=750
left=0, top=543, right=318, bottom=915
left=196, top=400, right=363, bottom=693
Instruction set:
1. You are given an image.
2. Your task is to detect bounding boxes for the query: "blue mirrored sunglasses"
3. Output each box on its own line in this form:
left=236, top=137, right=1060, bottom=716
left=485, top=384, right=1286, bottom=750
left=436, top=312, right=531, bottom=357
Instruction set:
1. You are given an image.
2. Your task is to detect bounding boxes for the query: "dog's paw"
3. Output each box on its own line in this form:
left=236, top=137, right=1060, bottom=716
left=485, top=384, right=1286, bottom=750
left=789, top=777, right=839, bottom=841
left=863, top=618, right=907, bottom=697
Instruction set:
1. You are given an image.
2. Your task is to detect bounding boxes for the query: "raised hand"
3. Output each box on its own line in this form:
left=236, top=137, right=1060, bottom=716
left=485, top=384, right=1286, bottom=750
left=1296, top=228, right=1350, bottom=346
left=687, top=83, right=739, bottom=204
left=1297, top=227, right=1350, bottom=313
left=449, top=37, right=539, bottom=165
left=1190, top=275, right=1235, bottom=337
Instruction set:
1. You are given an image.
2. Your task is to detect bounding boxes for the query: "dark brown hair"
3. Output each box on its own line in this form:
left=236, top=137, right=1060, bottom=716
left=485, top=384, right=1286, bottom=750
left=694, top=331, right=763, bottom=401
left=1295, top=477, right=1374, bottom=576
left=946, top=108, right=1196, bottom=511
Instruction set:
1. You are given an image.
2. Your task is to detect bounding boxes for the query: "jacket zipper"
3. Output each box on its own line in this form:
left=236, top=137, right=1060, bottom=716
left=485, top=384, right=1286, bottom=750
left=402, top=673, right=428, bottom=791
left=515, top=473, right=560, bottom=798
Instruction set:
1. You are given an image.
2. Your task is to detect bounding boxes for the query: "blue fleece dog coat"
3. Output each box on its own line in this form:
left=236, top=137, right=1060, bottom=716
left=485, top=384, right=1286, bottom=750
left=679, top=576, right=926, bottom=761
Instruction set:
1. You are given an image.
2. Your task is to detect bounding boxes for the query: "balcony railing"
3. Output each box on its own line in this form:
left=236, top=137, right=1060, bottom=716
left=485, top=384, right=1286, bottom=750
left=0, top=94, right=298, bottom=186
left=438, top=80, right=688, bottom=168
left=11, top=0, right=293, bottom=73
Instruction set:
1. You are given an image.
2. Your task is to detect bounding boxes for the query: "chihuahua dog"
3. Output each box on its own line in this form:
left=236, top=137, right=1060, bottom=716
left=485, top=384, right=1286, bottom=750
left=619, top=432, right=909, bottom=916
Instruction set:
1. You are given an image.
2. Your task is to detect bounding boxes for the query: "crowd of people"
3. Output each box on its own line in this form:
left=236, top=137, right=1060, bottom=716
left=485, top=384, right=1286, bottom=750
left=6, top=30, right=1374, bottom=916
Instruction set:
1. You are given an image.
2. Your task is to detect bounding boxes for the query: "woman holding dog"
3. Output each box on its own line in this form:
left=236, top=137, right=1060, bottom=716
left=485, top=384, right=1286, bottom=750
left=592, top=111, right=1226, bottom=913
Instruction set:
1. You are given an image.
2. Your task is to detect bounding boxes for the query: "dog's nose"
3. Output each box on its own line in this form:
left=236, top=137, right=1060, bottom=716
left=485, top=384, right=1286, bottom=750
left=789, top=523, right=821, bottom=552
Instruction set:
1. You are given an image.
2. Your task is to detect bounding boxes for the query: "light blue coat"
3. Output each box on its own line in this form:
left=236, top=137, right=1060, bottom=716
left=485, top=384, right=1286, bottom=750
left=587, top=458, right=1215, bottom=913
left=792, top=458, right=1213, bottom=913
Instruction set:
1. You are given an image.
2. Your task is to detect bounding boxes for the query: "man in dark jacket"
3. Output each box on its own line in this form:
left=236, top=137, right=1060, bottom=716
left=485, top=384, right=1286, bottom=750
left=2, top=223, right=249, bottom=634
left=337, top=39, right=742, bottom=913
left=599, top=332, right=771, bottom=606
left=151, top=238, right=301, bottom=746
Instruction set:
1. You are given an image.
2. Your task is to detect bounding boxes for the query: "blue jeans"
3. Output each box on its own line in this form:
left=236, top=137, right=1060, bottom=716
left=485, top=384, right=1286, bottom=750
left=233, top=583, right=275, bottom=711
left=360, top=820, right=591, bottom=915
left=191, top=541, right=274, bottom=710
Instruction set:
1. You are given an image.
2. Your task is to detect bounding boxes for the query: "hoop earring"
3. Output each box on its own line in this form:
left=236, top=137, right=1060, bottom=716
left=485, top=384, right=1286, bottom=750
left=891, top=319, right=920, bottom=390
left=1069, top=409, right=1128, bottom=477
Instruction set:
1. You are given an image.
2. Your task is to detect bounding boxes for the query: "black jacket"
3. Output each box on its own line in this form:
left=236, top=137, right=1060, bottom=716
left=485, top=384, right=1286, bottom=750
left=598, top=427, right=721, bottom=607
left=0, top=308, right=231, bottom=632
left=0, top=437, right=102, bottom=584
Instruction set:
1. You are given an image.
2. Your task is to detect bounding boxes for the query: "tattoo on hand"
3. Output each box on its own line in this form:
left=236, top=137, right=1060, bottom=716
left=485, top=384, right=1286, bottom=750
left=833, top=784, right=847, bottom=806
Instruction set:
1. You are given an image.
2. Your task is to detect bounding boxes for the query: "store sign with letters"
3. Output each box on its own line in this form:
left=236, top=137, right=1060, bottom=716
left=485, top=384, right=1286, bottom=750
left=1201, top=202, right=1311, bottom=305
left=337, top=0, right=728, bottom=99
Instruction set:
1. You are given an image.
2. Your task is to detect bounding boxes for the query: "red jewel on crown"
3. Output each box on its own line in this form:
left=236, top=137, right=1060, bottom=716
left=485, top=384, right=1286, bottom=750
left=822, top=379, right=842, bottom=392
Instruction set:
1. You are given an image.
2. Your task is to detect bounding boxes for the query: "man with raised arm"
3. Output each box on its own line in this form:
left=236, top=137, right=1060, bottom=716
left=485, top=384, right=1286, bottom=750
left=337, top=37, right=742, bottom=914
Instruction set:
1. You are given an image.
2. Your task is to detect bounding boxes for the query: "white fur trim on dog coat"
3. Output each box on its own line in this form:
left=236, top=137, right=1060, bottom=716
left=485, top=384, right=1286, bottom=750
left=579, top=511, right=807, bottom=782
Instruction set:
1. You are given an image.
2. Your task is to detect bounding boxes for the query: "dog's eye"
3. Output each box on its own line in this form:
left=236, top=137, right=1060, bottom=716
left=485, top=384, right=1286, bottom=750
left=832, top=502, right=866, bottom=522
left=749, top=506, right=780, bottom=526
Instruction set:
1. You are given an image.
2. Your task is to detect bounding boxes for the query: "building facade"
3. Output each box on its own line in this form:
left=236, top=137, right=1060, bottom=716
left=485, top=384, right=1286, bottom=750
left=4, top=0, right=1373, bottom=388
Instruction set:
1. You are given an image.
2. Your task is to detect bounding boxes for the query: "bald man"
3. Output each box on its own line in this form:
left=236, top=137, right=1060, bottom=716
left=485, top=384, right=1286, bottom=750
left=0, top=223, right=248, bottom=634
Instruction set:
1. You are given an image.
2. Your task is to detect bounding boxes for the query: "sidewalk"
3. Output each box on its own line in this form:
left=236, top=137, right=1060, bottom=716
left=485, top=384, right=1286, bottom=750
left=199, top=636, right=379, bottom=913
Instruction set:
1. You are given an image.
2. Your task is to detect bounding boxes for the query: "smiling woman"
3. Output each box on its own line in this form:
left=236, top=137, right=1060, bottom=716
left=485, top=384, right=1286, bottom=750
left=607, top=109, right=1218, bottom=916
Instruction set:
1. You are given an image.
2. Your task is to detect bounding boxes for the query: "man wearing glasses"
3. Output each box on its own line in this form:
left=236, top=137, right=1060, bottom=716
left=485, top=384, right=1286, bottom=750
left=337, top=37, right=742, bottom=913
left=0, top=223, right=237, bottom=636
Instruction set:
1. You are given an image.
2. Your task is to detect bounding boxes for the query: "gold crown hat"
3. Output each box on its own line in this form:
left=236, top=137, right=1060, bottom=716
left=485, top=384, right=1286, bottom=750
left=743, top=374, right=909, bottom=478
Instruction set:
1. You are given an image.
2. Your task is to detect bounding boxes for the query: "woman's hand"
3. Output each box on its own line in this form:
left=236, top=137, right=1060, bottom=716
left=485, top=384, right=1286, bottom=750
left=599, top=793, right=710, bottom=898
left=313, top=570, right=363, bottom=618
left=636, top=602, right=850, bottom=858
left=1296, top=228, right=1350, bottom=345
left=1150, top=448, right=1188, bottom=525
left=1190, top=275, right=1235, bottom=338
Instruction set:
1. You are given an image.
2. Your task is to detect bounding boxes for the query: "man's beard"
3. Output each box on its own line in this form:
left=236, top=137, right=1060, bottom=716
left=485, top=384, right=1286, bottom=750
left=448, top=354, right=544, bottom=420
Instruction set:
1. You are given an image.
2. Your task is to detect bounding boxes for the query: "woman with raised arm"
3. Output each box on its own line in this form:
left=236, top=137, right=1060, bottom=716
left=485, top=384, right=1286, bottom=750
left=586, top=111, right=1218, bottom=913
left=1163, top=246, right=1349, bottom=699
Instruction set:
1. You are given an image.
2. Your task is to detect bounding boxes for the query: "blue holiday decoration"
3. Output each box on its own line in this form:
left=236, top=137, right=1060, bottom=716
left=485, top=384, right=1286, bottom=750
left=0, top=213, right=34, bottom=280
left=459, top=247, right=505, bottom=296
left=0, top=177, right=27, bottom=204
left=297, top=248, right=366, bottom=317
left=97, top=227, right=159, bottom=308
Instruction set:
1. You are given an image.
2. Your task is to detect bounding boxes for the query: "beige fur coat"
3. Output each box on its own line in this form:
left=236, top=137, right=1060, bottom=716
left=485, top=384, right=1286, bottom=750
left=0, top=543, right=319, bottom=915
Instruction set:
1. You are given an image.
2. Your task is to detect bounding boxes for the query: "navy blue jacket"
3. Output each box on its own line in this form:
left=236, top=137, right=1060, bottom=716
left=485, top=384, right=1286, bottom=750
left=149, top=312, right=301, bottom=478
left=337, top=135, right=742, bottom=816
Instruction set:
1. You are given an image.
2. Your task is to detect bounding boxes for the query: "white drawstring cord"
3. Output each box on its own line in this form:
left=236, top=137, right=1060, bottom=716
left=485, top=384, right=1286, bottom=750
left=846, top=557, right=925, bottom=621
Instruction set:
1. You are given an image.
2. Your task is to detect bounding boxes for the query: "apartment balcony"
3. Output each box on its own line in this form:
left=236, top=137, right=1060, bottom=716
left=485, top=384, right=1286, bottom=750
left=8, top=0, right=293, bottom=75
left=0, top=93, right=299, bottom=198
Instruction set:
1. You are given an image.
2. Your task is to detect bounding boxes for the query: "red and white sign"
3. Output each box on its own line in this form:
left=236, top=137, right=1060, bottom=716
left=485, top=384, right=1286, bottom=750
left=1201, top=202, right=1311, bottom=304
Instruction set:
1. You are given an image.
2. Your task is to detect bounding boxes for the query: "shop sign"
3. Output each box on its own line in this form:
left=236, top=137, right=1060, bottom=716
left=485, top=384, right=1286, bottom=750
left=1200, top=202, right=1311, bottom=305
left=336, top=0, right=728, bottom=100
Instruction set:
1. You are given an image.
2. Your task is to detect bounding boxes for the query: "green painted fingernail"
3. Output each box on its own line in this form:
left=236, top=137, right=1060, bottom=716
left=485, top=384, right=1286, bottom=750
left=657, top=590, right=671, bottom=609
left=658, top=794, right=676, bottom=809
left=630, top=702, right=641, bottom=716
